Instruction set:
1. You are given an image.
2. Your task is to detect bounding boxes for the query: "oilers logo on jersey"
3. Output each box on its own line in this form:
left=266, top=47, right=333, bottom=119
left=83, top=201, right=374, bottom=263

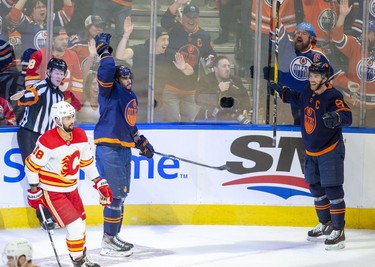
left=290, top=56, right=312, bottom=81
left=317, top=8, right=337, bottom=33
left=125, top=99, right=137, bottom=126
left=34, top=30, right=48, bottom=50
left=356, top=58, right=375, bottom=83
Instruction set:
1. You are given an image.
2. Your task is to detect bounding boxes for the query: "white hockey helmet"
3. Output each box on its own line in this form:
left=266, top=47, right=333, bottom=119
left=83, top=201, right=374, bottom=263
left=3, top=238, right=33, bottom=263
left=50, top=101, right=76, bottom=123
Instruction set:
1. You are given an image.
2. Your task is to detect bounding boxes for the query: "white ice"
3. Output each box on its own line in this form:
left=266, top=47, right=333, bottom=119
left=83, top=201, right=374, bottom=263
left=1, top=225, right=375, bottom=267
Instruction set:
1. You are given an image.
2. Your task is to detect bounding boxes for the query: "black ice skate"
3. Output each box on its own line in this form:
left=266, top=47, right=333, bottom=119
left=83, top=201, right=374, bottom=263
left=307, top=222, right=333, bottom=241
left=325, top=229, right=345, bottom=250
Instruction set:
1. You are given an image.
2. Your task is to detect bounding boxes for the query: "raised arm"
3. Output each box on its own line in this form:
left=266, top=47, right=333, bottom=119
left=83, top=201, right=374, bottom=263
left=115, top=16, right=134, bottom=61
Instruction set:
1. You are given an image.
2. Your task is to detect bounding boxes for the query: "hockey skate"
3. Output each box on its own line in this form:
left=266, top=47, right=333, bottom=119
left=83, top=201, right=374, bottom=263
left=100, top=233, right=133, bottom=257
left=325, top=229, right=345, bottom=250
left=307, top=222, right=333, bottom=241
left=70, top=249, right=100, bottom=267
left=114, top=235, right=134, bottom=250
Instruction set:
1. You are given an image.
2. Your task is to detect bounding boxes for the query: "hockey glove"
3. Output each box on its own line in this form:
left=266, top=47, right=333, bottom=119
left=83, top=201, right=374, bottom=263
left=93, top=178, right=113, bottom=206
left=27, top=187, right=46, bottom=210
left=269, top=81, right=288, bottom=96
left=136, top=135, right=155, bottom=158
left=94, top=33, right=113, bottom=56
left=323, top=111, right=341, bottom=128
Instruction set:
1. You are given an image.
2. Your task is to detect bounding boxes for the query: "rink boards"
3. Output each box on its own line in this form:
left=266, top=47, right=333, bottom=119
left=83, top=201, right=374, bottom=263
left=0, top=124, right=374, bottom=229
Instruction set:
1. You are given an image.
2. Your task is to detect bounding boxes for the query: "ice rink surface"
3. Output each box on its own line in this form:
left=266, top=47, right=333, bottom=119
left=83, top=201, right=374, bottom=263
left=1, top=225, right=375, bottom=267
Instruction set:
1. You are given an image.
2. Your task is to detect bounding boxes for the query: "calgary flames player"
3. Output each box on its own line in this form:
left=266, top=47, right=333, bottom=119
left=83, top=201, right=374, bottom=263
left=24, top=101, right=112, bottom=267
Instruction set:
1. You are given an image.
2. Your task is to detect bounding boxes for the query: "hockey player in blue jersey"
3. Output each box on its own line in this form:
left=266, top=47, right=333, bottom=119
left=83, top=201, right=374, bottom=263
left=93, top=32, right=155, bottom=257
left=270, top=62, right=352, bottom=250
left=276, top=22, right=333, bottom=125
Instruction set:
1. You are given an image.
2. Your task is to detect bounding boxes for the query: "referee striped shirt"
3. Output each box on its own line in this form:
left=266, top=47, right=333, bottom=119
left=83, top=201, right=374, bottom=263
left=18, top=78, right=64, bottom=134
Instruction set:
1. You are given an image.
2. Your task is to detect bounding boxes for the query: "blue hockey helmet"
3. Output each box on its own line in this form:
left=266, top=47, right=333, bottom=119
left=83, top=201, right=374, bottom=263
left=115, top=65, right=133, bottom=80
left=296, top=22, right=315, bottom=37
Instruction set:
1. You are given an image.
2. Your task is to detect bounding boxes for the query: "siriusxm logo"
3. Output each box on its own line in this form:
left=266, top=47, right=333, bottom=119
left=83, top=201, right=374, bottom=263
left=222, top=135, right=311, bottom=199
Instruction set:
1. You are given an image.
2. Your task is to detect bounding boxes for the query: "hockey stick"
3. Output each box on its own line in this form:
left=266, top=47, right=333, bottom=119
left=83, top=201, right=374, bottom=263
left=39, top=204, right=61, bottom=267
left=154, top=151, right=230, bottom=171
left=272, top=0, right=281, bottom=147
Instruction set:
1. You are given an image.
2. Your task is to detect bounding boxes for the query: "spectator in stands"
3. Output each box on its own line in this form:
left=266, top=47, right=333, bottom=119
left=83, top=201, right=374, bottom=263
left=6, top=0, right=74, bottom=51
left=0, top=0, right=16, bottom=41
left=69, top=15, right=106, bottom=79
left=76, top=70, right=100, bottom=124
left=25, top=26, right=83, bottom=111
left=332, top=0, right=375, bottom=127
left=115, top=17, right=193, bottom=122
left=195, top=55, right=251, bottom=123
left=161, top=0, right=216, bottom=122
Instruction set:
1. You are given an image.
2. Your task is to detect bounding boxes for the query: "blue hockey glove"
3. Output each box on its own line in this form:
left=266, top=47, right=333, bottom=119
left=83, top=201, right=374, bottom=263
left=95, top=33, right=113, bottom=56
left=322, top=111, right=341, bottom=128
left=269, top=81, right=288, bottom=95
left=136, top=135, right=154, bottom=158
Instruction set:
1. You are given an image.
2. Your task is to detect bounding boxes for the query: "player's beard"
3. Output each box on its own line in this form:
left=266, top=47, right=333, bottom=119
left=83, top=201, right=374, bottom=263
left=63, top=123, right=74, bottom=132
left=294, top=39, right=310, bottom=52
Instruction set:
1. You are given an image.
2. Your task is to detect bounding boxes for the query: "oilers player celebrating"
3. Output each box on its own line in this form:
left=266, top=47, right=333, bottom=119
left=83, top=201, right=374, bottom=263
left=270, top=62, right=352, bottom=250
left=94, top=33, right=155, bottom=257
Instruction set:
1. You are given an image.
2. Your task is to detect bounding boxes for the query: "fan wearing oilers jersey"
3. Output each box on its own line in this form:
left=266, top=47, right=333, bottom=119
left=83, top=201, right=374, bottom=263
left=332, top=0, right=375, bottom=127
left=6, top=0, right=74, bottom=52
left=270, top=62, right=352, bottom=251
left=94, top=33, right=155, bottom=257
left=275, top=21, right=333, bottom=125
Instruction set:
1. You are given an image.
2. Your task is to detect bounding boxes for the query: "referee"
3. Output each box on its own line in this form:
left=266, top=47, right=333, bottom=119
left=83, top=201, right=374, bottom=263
left=11, top=58, right=67, bottom=230
left=13, top=58, right=67, bottom=163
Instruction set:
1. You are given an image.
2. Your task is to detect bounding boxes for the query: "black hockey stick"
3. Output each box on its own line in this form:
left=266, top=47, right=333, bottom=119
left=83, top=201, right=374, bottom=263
left=154, top=151, right=230, bottom=171
left=39, top=204, right=61, bottom=267
left=272, top=0, right=281, bottom=147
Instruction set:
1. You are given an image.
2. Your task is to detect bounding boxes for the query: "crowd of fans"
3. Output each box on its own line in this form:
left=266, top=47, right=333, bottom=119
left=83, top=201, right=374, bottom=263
left=0, top=0, right=374, bottom=127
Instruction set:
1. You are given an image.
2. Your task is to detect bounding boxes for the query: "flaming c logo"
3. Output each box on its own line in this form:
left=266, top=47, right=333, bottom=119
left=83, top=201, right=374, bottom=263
left=304, top=107, right=316, bottom=134
left=61, top=150, right=80, bottom=176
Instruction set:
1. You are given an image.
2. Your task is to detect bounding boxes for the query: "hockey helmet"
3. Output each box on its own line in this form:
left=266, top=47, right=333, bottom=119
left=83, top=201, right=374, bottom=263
left=50, top=101, right=76, bottom=122
left=115, top=65, right=133, bottom=80
left=3, top=238, right=33, bottom=263
left=47, top=58, right=67, bottom=74
left=309, top=62, right=331, bottom=78
left=296, top=22, right=315, bottom=37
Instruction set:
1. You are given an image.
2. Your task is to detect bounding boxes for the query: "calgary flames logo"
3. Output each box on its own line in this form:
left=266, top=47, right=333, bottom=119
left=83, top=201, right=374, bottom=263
left=60, top=150, right=80, bottom=176
left=304, top=106, right=316, bottom=134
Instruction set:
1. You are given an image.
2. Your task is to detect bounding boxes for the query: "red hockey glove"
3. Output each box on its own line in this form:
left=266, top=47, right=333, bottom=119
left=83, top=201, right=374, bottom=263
left=27, top=187, right=46, bottom=210
left=93, top=178, right=113, bottom=206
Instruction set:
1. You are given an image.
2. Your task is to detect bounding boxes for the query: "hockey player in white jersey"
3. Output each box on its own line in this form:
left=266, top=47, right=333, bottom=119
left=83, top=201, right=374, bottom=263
left=24, top=101, right=113, bottom=267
